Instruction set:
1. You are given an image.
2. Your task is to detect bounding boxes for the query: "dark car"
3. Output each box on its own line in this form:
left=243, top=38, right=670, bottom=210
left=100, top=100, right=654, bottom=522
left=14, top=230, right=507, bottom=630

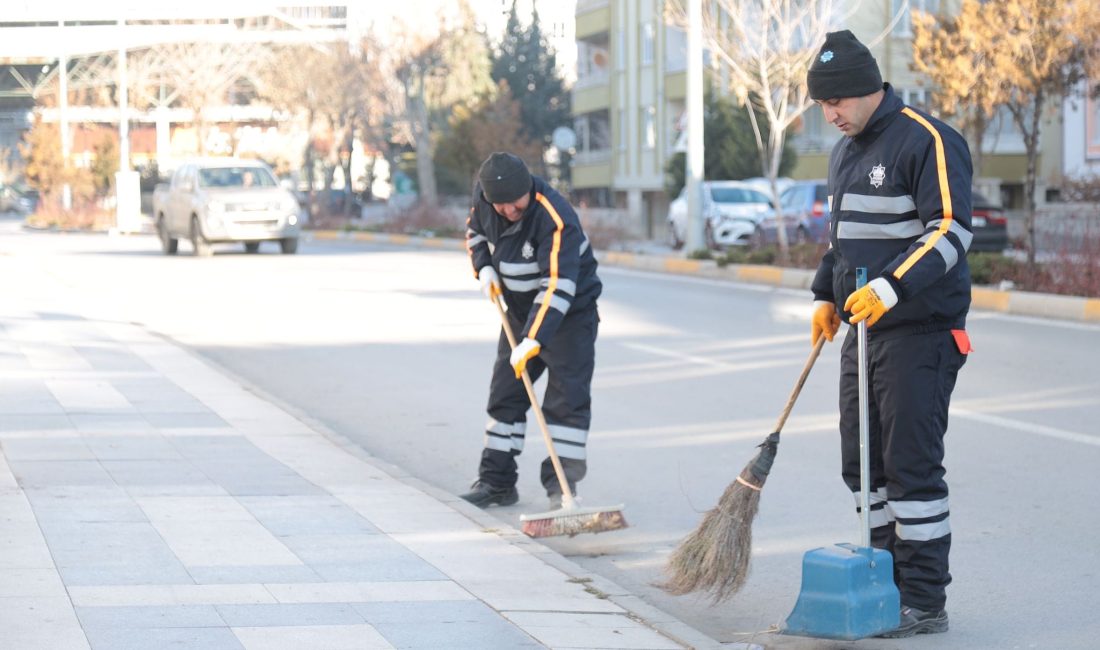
left=751, top=180, right=830, bottom=247
left=968, top=190, right=1009, bottom=252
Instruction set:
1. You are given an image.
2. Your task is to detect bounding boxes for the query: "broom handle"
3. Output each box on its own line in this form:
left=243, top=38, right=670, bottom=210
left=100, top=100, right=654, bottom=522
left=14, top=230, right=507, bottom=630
left=772, top=336, right=826, bottom=434
left=493, top=295, right=577, bottom=508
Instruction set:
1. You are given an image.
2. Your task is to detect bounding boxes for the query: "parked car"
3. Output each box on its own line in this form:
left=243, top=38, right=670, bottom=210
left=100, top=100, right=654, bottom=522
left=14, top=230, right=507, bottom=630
left=667, top=181, right=773, bottom=249
left=969, top=189, right=1009, bottom=252
left=751, top=180, right=830, bottom=247
left=153, top=159, right=301, bottom=256
left=0, top=184, right=39, bottom=214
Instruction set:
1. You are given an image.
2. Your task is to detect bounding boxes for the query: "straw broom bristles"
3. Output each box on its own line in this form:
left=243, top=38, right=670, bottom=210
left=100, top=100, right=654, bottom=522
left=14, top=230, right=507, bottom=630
left=660, top=432, right=780, bottom=602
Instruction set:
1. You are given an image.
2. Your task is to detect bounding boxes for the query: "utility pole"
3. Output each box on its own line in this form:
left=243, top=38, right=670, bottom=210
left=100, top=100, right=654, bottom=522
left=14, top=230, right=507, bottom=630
left=684, top=0, right=705, bottom=252
left=59, top=20, right=71, bottom=211
left=115, top=17, right=141, bottom=233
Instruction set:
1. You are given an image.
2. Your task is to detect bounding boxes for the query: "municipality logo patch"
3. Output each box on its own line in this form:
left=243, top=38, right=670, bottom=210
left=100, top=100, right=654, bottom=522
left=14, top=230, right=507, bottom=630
left=820, top=50, right=834, bottom=63
left=522, top=241, right=535, bottom=259
left=869, top=164, right=886, bottom=188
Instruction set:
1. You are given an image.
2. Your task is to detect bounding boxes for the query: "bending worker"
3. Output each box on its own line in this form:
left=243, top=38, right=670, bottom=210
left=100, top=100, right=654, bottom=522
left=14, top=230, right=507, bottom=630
left=806, top=31, right=973, bottom=638
left=462, top=152, right=602, bottom=510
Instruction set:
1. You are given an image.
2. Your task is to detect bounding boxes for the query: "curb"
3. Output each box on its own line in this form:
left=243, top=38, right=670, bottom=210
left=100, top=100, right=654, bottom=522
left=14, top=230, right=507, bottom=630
left=304, top=230, right=1100, bottom=325
left=166, top=324, right=727, bottom=650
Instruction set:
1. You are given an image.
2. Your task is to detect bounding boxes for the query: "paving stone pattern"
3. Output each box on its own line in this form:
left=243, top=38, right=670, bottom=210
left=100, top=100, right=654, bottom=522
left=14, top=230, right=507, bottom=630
left=0, top=302, right=685, bottom=649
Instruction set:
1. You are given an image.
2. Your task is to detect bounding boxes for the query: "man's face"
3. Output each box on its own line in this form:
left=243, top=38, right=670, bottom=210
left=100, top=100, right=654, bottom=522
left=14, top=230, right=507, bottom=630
left=492, top=192, right=531, bottom=222
left=816, top=91, right=884, bottom=137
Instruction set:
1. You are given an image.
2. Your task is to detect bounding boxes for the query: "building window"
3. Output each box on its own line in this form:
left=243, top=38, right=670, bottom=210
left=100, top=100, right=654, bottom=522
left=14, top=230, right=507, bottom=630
left=892, top=0, right=940, bottom=37
left=642, top=106, right=657, bottom=149
left=641, top=22, right=655, bottom=66
left=897, top=87, right=930, bottom=110
left=618, top=108, right=627, bottom=151
left=665, top=26, right=687, bottom=72
left=1087, top=91, right=1100, bottom=160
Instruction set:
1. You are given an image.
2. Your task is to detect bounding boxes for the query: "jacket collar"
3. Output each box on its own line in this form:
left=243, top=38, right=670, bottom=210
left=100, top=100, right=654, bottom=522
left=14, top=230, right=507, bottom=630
left=854, top=83, right=903, bottom=142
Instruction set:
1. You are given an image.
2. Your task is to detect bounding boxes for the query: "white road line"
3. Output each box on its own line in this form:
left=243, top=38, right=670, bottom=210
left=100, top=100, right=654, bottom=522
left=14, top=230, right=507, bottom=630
left=952, top=407, right=1099, bottom=447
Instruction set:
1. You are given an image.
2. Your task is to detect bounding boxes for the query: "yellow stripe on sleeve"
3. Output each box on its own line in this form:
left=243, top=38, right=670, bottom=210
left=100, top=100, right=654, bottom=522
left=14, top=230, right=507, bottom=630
left=529, top=193, right=564, bottom=339
left=893, top=107, right=954, bottom=280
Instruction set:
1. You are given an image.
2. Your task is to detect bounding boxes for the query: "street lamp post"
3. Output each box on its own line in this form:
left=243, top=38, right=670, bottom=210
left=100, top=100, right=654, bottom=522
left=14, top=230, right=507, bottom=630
left=684, top=0, right=705, bottom=252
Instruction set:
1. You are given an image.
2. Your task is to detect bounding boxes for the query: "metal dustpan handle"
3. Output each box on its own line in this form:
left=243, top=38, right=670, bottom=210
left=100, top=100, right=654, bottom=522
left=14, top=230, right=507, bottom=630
left=856, top=267, right=871, bottom=549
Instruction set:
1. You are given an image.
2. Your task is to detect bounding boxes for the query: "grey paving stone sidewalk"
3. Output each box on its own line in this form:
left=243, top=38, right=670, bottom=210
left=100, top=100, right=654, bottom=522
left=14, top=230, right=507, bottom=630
left=0, top=305, right=691, bottom=649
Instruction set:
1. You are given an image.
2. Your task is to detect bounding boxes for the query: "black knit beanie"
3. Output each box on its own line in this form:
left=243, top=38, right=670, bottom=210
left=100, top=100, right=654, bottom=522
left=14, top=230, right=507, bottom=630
left=478, top=152, right=532, bottom=204
left=807, top=30, right=883, bottom=100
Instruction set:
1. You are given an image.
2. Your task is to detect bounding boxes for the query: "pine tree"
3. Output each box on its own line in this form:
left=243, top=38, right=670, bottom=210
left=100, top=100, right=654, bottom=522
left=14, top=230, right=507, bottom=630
left=490, top=1, right=571, bottom=150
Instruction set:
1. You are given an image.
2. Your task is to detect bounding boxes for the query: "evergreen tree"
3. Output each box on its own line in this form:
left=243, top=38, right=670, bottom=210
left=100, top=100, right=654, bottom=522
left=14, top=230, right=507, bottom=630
left=490, top=1, right=571, bottom=147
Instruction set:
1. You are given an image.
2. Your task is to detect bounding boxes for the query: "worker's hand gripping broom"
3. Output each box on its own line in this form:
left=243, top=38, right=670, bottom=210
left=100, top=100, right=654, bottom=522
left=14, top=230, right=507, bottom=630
left=491, top=295, right=627, bottom=538
left=661, top=337, right=826, bottom=602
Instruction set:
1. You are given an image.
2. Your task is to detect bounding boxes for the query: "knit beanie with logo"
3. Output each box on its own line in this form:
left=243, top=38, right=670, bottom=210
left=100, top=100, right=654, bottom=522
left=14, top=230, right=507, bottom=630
left=478, top=152, right=533, bottom=204
left=807, top=30, right=883, bottom=100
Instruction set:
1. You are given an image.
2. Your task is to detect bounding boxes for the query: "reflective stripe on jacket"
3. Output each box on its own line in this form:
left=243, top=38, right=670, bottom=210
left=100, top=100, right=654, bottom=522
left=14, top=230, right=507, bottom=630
left=812, top=84, right=972, bottom=332
left=466, top=176, right=601, bottom=345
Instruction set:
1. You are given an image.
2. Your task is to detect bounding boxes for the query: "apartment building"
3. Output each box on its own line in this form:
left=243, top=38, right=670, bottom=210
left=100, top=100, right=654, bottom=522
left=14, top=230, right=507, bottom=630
left=572, top=0, right=1077, bottom=238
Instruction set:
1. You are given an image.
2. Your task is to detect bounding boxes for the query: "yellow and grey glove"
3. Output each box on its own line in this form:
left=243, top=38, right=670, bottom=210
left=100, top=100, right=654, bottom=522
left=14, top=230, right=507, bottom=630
left=811, top=300, right=841, bottom=345
left=478, top=266, right=502, bottom=300
left=844, top=277, right=899, bottom=328
left=510, top=337, right=541, bottom=378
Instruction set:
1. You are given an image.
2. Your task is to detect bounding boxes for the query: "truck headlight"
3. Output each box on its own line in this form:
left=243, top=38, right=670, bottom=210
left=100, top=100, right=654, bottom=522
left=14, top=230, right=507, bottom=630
left=208, top=200, right=226, bottom=213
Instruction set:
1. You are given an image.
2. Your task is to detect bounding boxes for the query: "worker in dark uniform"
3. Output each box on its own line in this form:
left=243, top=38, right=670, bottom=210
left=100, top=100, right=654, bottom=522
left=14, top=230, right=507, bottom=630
left=461, top=152, right=602, bottom=510
left=806, top=30, right=973, bottom=638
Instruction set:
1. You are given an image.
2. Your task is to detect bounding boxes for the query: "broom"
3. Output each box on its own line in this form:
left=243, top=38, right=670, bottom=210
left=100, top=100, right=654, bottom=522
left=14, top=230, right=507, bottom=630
left=661, top=337, right=825, bottom=602
left=492, top=295, right=628, bottom=538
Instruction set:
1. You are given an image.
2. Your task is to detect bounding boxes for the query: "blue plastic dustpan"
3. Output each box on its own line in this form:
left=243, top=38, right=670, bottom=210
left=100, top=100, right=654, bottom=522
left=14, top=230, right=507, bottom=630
left=782, top=543, right=899, bottom=639
left=783, top=268, right=900, bottom=639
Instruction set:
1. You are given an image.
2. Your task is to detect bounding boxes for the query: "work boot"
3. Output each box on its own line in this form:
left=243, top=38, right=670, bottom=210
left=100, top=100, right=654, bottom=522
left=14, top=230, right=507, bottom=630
left=878, top=606, right=949, bottom=638
left=459, top=480, right=518, bottom=508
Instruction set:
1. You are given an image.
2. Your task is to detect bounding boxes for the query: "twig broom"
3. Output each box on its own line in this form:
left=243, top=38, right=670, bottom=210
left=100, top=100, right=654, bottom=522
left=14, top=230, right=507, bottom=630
left=492, top=295, right=627, bottom=538
left=661, top=337, right=825, bottom=601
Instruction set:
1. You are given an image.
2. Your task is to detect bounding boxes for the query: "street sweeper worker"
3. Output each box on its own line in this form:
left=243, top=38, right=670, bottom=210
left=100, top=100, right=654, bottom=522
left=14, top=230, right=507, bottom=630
left=806, top=30, right=973, bottom=639
left=461, top=152, right=602, bottom=510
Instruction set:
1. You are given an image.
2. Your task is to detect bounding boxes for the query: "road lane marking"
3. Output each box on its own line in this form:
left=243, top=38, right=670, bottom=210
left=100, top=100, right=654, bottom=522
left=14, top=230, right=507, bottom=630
left=952, top=407, right=1098, bottom=447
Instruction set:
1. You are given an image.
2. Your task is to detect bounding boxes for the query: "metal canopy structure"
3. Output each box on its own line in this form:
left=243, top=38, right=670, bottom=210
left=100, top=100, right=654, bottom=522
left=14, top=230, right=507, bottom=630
left=0, top=4, right=350, bottom=105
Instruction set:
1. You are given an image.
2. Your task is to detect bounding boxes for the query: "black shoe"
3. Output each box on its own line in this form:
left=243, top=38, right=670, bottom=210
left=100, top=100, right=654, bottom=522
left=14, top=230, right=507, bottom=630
left=879, top=606, right=949, bottom=638
left=459, top=481, right=518, bottom=508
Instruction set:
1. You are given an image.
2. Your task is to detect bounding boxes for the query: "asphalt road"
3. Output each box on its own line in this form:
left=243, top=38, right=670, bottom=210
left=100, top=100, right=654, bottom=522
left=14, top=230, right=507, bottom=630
left=9, top=224, right=1099, bottom=649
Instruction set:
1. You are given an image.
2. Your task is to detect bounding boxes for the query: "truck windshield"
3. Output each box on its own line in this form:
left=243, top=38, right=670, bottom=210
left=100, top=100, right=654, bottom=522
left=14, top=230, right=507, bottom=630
left=198, top=167, right=277, bottom=188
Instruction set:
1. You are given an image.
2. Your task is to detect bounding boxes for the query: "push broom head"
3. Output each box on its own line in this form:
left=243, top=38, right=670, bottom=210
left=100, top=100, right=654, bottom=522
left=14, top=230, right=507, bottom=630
left=520, top=503, right=628, bottom=538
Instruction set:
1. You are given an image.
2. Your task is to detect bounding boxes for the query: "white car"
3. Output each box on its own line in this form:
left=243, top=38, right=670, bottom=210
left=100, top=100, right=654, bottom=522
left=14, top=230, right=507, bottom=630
left=667, top=181, right=773, bottom=249
left=153, top=159, right=302, bottom=256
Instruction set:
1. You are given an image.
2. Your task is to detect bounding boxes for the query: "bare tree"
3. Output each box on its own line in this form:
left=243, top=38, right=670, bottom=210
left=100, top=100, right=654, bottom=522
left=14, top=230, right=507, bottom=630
left=912, top=0, right=1100, bottom=263
left=664, top=1, right=904, bottom=260
left=386, top=1, right=494, bottom=206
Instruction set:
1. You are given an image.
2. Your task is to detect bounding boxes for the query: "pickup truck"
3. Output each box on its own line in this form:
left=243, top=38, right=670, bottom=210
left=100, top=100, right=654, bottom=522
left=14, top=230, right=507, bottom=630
left=153, top=159, right=301, bottom=256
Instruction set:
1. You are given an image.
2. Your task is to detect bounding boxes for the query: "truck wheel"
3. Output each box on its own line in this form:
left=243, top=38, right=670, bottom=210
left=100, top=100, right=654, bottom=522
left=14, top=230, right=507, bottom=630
left=157, top=216, right=178, bottom=255
left=280, top=237, right=298, bottom=255
left=191, top=217, right=212, bottom=257
left=244, top=242, right=260, bottom=254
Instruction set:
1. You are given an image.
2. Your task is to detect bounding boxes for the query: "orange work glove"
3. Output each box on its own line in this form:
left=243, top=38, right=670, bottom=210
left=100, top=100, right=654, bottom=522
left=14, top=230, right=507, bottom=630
left=844, top=278, right=899, bottom=328
left=811, top=300, right=841, bottom=345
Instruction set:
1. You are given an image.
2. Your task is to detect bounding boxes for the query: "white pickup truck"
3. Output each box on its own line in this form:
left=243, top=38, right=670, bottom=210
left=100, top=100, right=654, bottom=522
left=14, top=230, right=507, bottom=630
left=153, top=158, right=301, bottom=256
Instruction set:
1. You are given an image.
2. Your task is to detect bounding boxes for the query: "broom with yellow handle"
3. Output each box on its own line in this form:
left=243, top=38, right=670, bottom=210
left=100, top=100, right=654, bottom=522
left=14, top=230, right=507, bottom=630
left=662, top=337, right=826, bottom=601
left=491, top=295, right=627, bottom=538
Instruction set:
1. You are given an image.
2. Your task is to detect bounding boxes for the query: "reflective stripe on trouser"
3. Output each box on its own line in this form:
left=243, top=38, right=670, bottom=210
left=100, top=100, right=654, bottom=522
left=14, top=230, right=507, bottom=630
left=839, top=327, right=966, bottom=611
left=478, top=306, right=598, bottom=494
